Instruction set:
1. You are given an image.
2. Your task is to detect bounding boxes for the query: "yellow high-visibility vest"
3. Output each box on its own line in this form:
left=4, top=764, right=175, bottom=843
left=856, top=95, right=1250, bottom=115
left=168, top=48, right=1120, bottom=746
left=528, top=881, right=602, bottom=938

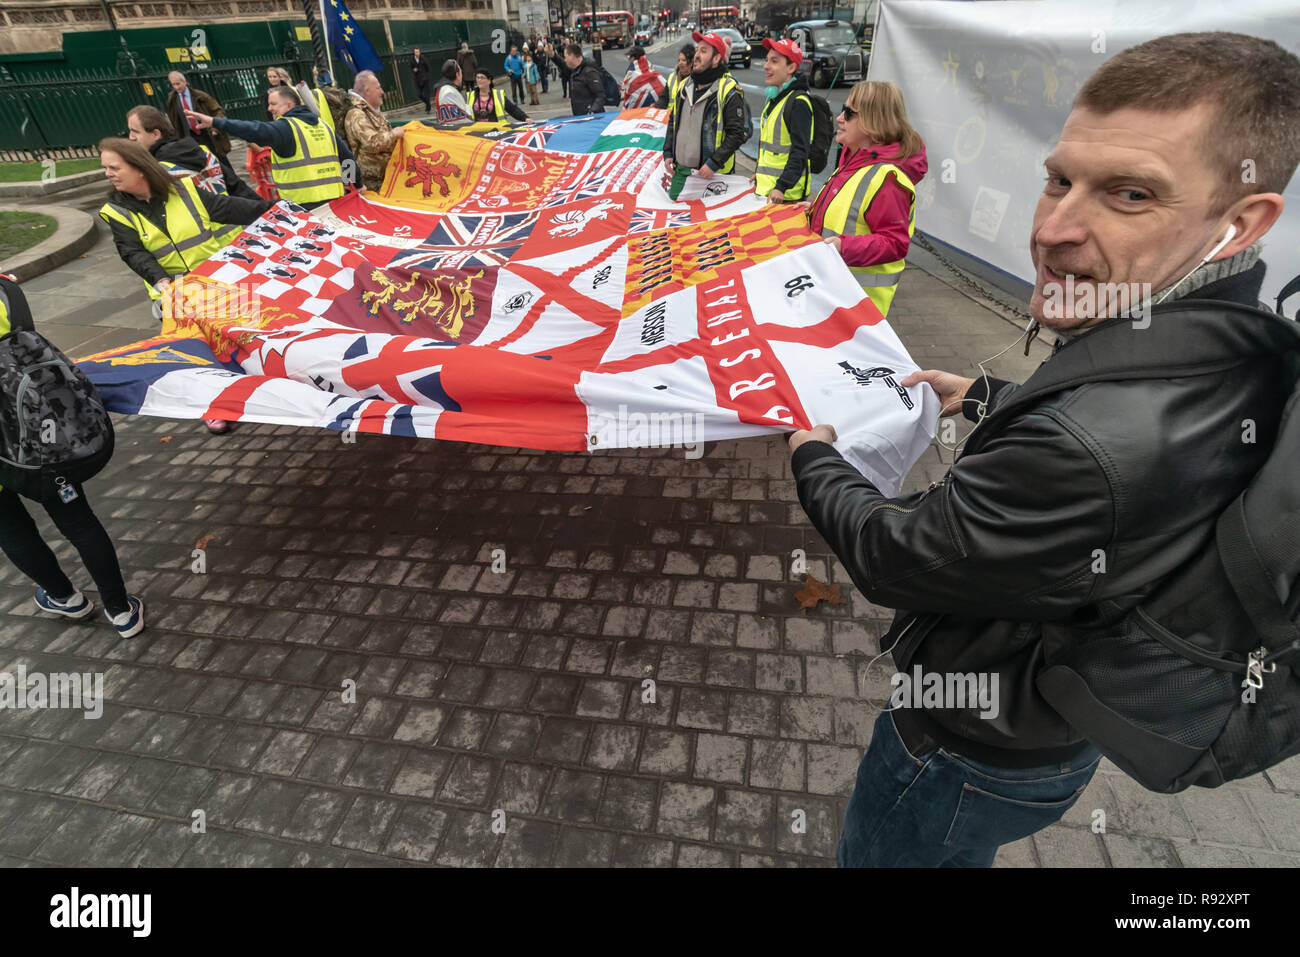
left=272, top=115, right=345, bottom=205
left=816, top=161, right=916, bottom=317
left=98, top=177, right=227, bottom=300
left=673, top=74, right=742, bottom=174
left=666, top=70, right=687, bottom=113
left=756, top=91, right=811, bottom=201
left=313, top=87, right=336, bottom=132
left=482, top=88, right=508, bottom=120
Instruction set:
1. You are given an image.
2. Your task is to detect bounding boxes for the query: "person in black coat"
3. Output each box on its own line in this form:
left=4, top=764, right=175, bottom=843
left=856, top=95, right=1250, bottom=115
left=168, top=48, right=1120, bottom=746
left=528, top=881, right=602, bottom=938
left=411, top=48, right=432, bottom=114
left=563, top=43, right=605, bottom=115
left=126, top=105, right=261, bottom=200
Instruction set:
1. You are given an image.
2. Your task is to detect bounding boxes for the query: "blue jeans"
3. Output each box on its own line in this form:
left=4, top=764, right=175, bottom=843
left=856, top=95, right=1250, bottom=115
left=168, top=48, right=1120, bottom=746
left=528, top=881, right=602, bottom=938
left=838, top=710, right=1100, bottom=867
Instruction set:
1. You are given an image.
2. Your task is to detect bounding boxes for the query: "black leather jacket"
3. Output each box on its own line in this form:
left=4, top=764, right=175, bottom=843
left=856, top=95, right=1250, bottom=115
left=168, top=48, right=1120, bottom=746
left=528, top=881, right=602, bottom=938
left=793, top=263, right=1293, bottom=766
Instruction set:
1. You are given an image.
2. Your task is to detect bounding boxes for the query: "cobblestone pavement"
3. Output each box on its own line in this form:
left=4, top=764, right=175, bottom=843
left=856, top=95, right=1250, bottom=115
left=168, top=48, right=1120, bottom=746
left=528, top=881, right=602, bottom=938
left=1, top=186, right=1296, bottom=868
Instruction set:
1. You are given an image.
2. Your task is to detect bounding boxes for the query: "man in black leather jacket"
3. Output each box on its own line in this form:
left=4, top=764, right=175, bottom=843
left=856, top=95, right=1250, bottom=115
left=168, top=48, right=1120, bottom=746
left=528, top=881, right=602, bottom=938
left=789, top=32, right=1300, bottom=867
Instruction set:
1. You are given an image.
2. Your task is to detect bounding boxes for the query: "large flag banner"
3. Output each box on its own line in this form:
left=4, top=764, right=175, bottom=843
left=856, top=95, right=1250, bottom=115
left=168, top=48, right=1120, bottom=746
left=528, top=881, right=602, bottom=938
left=79, top=129, right=938, bottom=495
left=447, top=109, right=668, bottom=155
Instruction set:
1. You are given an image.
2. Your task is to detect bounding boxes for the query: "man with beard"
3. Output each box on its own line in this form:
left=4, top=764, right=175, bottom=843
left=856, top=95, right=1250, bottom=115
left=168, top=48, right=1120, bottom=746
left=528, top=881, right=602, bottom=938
left=662, top=32, right=747, bottom=199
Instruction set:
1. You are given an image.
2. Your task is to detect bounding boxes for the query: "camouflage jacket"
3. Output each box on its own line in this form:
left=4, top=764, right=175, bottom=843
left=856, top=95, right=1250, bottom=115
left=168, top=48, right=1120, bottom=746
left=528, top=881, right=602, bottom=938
left=342, top=94, right=400, bottom=191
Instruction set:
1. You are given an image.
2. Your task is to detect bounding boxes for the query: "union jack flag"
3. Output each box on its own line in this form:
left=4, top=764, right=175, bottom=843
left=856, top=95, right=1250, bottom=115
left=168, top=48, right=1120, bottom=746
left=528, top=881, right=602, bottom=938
left=628, top=208, right=694, bottom=233
left=498, top=124, right=561, bottom=149
left=390, top=210, right=537, bottom=269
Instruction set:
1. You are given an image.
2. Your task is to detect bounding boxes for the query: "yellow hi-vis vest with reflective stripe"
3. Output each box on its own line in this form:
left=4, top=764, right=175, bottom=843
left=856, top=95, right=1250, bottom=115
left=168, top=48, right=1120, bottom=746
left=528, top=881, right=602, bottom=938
left=487, top=88, right=508, bottom=120
left=666, top=71, right=686, bottom=113
left=272, top=115, right=345, bottom=205
left=817, top=161, right=916, bottom=317
left=98, top=177, right=227, bottom=300
left=756, top=91, right=811, bottom=201
left=0, top=285, right=12, bottom=338
left=675, top=74, right=742, bottom=174
left=312, top=87, right=336, bottom=132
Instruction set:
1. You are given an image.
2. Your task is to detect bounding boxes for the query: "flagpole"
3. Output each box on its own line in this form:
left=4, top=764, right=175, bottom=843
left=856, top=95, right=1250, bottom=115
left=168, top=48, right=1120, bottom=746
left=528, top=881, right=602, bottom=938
left=319, top=0, right=336, bottom=82
left=301, top=0, right=328, bottom=77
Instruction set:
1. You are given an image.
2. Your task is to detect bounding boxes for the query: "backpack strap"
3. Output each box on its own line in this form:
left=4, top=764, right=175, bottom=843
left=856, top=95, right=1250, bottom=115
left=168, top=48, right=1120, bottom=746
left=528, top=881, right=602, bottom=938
left=1216, top=498, right=1300, bottom=661
left=1276, top=273, right=1300, bottom=317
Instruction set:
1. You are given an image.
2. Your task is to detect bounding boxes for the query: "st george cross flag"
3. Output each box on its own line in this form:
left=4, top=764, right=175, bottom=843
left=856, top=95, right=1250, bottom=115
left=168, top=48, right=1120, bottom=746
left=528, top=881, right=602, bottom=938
left=77, top=131, right=937, bottom=496
left=322, top=0, right=383, bottom=76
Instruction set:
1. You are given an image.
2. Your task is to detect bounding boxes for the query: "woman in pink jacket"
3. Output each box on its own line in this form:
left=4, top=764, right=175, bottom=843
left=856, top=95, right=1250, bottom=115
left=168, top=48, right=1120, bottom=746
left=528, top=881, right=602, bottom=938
left=805, top=81, right=927, bottom=316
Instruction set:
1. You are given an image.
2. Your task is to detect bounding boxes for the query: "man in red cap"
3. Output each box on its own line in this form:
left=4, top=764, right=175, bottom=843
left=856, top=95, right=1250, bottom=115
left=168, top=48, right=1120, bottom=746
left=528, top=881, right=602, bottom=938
left=661, top=31, right=750, bottom=199
left=757, top=38, right=814, bottom=202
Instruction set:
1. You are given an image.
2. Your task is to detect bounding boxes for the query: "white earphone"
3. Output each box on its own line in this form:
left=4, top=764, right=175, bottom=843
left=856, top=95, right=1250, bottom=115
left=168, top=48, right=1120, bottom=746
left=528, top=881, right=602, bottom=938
left=1152, top=223, right=1240, bottom=305
left=1202, top=223, right=1238, bottom=264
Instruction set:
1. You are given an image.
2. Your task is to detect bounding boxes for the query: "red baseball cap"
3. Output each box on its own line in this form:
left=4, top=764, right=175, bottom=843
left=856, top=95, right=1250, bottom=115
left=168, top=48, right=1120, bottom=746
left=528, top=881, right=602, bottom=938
left=692, top=31, right=729, bottom=61
left=762, top=37, right=803, bottom=69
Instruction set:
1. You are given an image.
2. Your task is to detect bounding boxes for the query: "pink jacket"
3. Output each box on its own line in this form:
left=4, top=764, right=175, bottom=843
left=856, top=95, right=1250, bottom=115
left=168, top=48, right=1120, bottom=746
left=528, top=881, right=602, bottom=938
left=809, top=140, right=928, bottom=268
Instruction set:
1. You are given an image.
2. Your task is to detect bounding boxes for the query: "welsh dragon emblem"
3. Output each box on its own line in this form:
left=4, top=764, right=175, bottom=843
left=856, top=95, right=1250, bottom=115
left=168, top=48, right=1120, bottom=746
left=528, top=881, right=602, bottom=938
left=403, top=143, right=462, bottom=199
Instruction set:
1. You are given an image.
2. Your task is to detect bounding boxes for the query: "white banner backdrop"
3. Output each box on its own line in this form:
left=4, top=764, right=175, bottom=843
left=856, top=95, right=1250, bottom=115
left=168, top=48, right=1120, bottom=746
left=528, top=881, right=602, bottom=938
left=868, top=0, right=1300, bottom=310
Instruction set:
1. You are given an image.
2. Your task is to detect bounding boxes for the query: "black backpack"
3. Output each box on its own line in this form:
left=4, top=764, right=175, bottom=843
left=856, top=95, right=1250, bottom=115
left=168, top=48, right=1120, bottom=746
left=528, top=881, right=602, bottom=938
left=1035, top=303, right=1300, bottom=792
left=598, top=65, right=621, bottom=106
left=0, top=327, right=115, bottom=503
left=805, top=94, right=834, bottom=174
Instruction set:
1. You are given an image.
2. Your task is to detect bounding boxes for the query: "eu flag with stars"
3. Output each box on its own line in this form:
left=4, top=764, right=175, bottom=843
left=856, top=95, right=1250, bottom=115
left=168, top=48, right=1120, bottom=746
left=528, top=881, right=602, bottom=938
left=322, top=0, right=383, bottom=76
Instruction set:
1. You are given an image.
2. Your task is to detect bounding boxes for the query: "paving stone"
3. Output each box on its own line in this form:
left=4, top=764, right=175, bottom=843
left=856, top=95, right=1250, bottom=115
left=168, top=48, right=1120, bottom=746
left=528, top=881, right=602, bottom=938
left=575, top=678, right=628, bottom=719
left=1032, top=826, right=1108, bottom=867
left=715, top=788, right=775, bottom=849
left=496, top=818, right=559, bottom=867
left=534, top=717, right=591, bottom=765
left=613, top=834, right=675, bottom=867
left=807, top=744, right=861, bottom=796
left=586, top=724, right=641, bottom=772
left=280, top=788, right=353, bottom=844
left=384, top=803, right=449, bottom=862
left=332, top=795, right=401, bottom=854
left=676, top=687, right=728, bottom=731
left=494, top=762, right=552, bottom=816
left=750, top=740, right=806, bottom=792
left=693, top=733, right=748, bottom=784
left=1243, top=789, right=1300, bottom=852
left=543, top=768, right=604, bottom=823
left=597, top=775, right=658, bottom=831
left=1101, top=832, right=1183, bottom=868
left=553, top=825, right=616, bottom=867
left=780, top=698, right=835, bottom=742
left=755, top=654, right=803, bottom=693
left=774, top=795, right=842, bottom=860
left=656, top=782, right=715, bottom=841
left=439, top=754, right=498, bottom=806
left=1104, top=775, right=1197, bottom=841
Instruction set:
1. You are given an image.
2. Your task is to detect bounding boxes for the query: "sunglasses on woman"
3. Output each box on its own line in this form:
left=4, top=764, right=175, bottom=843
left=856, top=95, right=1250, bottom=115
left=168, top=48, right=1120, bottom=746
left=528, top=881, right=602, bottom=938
left=840, top=104, right=857, bottom=120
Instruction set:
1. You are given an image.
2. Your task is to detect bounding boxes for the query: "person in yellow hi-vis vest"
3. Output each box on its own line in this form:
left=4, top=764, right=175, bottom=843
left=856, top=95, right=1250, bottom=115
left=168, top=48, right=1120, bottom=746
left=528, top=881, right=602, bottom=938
left=804, top=81, right=928, bottom=318
left=756, top=38, right=813, bottom=203
left=655, top=42, right=695, bottom=111
left=97, top=138, right=270, bottom=433
left=185, top=85, right=359, bottom=209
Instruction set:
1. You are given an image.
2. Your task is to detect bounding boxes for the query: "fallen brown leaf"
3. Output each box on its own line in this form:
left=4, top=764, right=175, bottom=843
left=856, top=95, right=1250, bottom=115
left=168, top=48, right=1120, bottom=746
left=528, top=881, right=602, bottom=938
left=795, top=573, right=843, bottom=611
left=195, top=534, right=215, bottom=550
left=158, top=435, right=173, bottom=443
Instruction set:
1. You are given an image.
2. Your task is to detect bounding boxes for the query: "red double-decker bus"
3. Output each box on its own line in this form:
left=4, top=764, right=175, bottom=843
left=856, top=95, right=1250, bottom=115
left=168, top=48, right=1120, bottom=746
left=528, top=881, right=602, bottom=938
left=576, top=10, right=635, bottom=48
left=698, top=5, right=739, bottom=27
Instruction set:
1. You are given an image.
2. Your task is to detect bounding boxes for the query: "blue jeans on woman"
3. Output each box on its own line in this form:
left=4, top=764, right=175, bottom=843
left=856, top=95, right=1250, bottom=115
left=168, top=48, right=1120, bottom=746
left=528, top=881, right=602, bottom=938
left=838, top=709, right=1101, bottom=867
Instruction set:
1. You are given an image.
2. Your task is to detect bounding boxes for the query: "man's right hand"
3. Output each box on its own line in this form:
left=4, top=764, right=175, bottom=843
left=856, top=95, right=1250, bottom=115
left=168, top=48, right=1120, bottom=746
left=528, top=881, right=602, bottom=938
left=663, top=157, right=675, bottom=174
left=183, top=109, right=214, bottom=130
left=900, top=369, right=978, bottom=417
